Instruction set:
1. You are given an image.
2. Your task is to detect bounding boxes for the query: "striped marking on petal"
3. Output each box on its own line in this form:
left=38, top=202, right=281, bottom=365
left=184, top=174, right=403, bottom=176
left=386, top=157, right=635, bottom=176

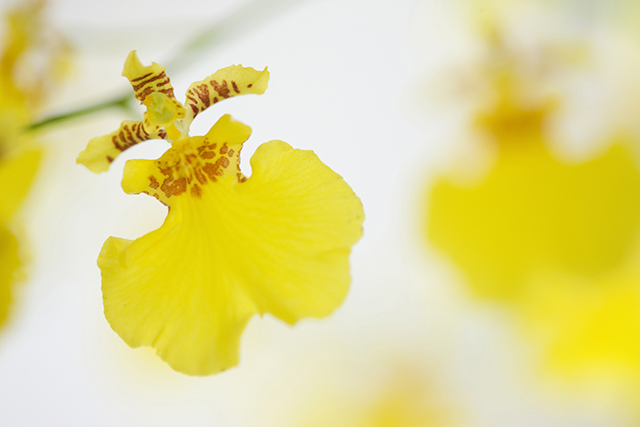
left=77, top=120, right=164, bottom=173
left=122, top=51, right=177, bottom=103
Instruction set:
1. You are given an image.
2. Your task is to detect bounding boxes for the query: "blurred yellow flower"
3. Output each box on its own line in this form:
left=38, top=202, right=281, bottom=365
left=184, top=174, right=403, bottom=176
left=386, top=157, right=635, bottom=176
left=294, top=372, right=459, bottom=427
left=524, top=265, right=640, bottom=383
left=514, top=252, right=640, bottom=417
left=0, top=0, right=66, bottom=331
left=426, top=30, right=640, bottom=415
left=79, top=52, right=364, bottom=376
left=427, top=43, right=640, bottom=302
left=0, top=149, right=40, bottom=327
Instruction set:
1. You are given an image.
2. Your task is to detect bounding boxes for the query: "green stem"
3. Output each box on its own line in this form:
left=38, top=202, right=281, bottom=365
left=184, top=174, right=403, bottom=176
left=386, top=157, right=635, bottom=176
left=27, top=93, right=132, bottom=132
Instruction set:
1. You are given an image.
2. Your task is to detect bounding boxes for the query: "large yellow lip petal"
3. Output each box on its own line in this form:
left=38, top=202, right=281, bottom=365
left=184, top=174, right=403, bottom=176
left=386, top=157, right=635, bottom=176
left=236, top=140, right=364, bottom=322
left=99, top=234, right=256, bottom=376
left=99, top=116, right=364, bottom=375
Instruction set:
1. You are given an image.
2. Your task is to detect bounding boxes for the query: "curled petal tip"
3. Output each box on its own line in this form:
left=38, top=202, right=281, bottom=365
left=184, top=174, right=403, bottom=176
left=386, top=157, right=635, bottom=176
left=122, top=50, right=144, bottom=79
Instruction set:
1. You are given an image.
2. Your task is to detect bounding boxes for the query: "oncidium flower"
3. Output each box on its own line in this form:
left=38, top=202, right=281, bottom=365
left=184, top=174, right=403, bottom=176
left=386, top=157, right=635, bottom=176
left=78, top=52, right=364, bottom=376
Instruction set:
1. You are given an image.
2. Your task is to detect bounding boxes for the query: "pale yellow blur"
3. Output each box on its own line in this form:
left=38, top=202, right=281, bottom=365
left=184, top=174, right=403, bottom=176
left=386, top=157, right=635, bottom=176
left=0, top=1, right=68, bottom=331
left=426, top=18, right=640, bottom=418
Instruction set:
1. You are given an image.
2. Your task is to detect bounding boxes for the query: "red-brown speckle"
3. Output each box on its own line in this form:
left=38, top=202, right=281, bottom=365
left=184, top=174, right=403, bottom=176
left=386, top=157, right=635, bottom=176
left=191, top=184, right=202, bottom=198
left=161, top=176, right=187, bottom=197
left=211, top=79, right=230, bottom=99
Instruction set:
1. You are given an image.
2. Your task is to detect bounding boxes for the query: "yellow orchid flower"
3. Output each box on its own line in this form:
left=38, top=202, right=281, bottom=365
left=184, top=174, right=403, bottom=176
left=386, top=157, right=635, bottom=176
left=78, top=52, right=364, bottom=376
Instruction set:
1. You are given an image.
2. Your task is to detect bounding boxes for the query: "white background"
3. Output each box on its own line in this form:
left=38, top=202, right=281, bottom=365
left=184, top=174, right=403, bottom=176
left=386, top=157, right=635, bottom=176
left=0, top=0, right=635, bottom=426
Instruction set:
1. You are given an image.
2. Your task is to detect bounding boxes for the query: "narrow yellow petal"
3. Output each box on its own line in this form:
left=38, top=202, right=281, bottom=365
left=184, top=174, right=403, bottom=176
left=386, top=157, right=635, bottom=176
left=122, top=50, right=177, bottom=103
left=100, top=116, right=363, bottom=375
left=183, top=65, right=269, bottom=122
left=0, top=148, right=40, bottom=221
left=77, top=120, right=163, bottom=173
left=79, top=52, right=187, bottom=173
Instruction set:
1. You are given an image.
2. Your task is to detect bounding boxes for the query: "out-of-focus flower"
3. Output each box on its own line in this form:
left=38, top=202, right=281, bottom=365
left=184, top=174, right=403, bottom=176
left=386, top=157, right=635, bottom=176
left=78, top=52, right=364, bottom=376
left=0, top=149, right=40, bottom=327
left=426, top=37, right=640, bottom=302
left=426, top=27, right=640, bottom=417
left=292, top=371, right=460, bottom=427
left=509, top=251, right=640, bottom=418
left=523, top=264, right=640, bottom=383
left=0, top=1, right=69, bottom=331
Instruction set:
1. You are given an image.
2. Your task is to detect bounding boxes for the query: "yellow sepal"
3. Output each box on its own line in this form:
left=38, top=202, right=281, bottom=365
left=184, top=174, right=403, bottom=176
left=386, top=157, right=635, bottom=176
left=77, top=120, right=160, bottom=173
left=183, top=65, right=269, bottom=122
left=122, top=50, right=176, bottom=102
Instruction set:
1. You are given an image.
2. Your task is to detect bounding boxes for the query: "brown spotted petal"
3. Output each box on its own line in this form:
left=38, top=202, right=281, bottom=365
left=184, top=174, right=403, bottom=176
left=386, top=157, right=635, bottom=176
left=183, top=65, right=269, bottom=123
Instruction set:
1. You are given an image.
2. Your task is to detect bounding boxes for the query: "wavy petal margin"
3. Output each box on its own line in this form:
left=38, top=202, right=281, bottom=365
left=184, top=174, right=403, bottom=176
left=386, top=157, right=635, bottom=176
left=99, top=116, right=364, bottom=375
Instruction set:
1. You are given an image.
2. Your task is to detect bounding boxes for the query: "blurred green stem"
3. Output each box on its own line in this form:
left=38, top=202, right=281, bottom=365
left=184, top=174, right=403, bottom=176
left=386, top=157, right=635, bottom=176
left=27, top=94, right=132, bottom=132
left=26, top=0, right=302, bottom=133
